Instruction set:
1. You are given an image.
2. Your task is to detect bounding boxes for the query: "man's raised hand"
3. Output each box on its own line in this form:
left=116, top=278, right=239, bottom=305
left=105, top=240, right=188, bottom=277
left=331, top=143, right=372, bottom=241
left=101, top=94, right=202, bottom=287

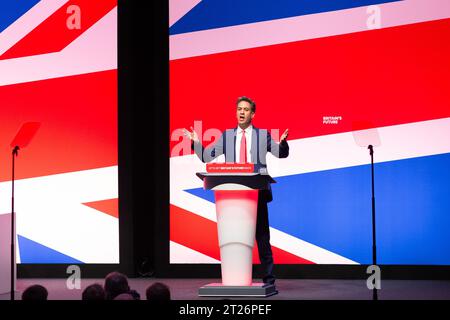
left=183, top=126, right=199, bottom=143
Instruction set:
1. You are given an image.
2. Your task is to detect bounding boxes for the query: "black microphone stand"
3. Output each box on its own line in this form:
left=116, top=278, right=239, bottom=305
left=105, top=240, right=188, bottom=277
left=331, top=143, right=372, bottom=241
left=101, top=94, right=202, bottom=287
left=368, top=144, right=378, bottom=301
left=10, top=146, right=19, bottom=301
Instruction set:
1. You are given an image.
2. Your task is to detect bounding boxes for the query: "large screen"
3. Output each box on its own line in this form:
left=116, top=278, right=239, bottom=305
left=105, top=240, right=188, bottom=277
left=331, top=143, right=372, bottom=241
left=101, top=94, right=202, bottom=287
left=0, top=0, right=118, bottom=263
left=169, top=0, right=450, bottom=265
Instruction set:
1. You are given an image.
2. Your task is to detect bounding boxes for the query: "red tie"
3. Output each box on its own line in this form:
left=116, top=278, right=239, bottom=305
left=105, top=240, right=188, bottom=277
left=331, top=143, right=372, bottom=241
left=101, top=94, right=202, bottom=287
left=240, top=130, right=247, bottom=163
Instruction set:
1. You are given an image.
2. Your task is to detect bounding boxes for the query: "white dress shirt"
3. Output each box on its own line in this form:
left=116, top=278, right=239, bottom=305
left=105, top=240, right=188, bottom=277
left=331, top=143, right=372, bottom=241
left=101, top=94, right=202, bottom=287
left=235, top=125, right=253, bottom=163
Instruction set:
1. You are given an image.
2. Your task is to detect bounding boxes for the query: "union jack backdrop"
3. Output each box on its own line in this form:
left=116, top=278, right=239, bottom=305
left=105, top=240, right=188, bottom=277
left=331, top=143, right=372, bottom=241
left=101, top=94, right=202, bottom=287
left=0, top=0, right=118, bottom=263
left=169, top=0, right=450, bottom=265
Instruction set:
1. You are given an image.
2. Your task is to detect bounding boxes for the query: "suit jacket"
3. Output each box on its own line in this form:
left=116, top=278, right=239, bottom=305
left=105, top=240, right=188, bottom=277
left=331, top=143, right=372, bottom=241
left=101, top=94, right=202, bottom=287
left=193, top=126, right=289, bottom=202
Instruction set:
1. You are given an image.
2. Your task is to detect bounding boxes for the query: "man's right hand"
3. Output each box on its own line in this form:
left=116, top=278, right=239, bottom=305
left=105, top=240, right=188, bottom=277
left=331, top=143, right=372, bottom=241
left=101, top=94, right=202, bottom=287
left=183, top=126, right=200, bottom=143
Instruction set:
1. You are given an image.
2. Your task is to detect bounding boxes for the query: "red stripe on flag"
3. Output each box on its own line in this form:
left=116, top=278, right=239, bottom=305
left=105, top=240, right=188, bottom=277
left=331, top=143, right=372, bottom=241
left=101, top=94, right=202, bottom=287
left=83, top=198, right=118, bottom=218
left=0, top=0, right=117, bottom=60
left=171, top=205, right=220, bottom=260
left=170, top=204, right=313, bottom=264
left=270, top=246, right=314, bottom=265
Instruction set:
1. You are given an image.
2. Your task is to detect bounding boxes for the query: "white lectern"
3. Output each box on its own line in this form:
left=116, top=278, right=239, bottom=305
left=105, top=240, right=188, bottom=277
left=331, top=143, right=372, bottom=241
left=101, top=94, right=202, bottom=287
left=196, top=172, right=277, bottom=297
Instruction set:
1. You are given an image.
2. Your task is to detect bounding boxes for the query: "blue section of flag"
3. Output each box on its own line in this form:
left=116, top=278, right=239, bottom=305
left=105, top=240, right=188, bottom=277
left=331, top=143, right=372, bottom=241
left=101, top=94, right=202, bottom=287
left=186, top=187, right=215, bottom=203
left=186, top=152, right=450, bottom=265
left=0, top=0, right=40, bottom=32
left=18, top=235, right=83, bottom=264
left=170, top=0, right=400, bottom=35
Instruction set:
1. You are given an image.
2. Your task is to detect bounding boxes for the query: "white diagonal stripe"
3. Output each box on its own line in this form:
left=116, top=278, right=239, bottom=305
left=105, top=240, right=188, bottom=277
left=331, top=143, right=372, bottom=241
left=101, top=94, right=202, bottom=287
left=170, top=0, right=450, bottom=60
left=266, top=117, right=450, bottom=178
left=0, top=0, right=69, bottom=55
left=0, top=6, right=117, bottom=86
left=169, top=0, right=202, bottom=27
left=170, top=241, right=220, bottom=263
left=0, top=166, right=119, bottom=263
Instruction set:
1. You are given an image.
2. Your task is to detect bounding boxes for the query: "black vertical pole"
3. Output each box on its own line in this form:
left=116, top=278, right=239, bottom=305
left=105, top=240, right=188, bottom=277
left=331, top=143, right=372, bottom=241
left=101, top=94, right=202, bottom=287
left=368, top=144, right=378, bottom=301
left=11, top=146, right=19, bottom=301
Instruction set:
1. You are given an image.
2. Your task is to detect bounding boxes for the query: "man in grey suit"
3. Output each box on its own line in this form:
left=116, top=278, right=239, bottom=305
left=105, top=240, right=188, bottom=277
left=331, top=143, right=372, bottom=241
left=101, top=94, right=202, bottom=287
left=184, top=96, right=289, bottom=285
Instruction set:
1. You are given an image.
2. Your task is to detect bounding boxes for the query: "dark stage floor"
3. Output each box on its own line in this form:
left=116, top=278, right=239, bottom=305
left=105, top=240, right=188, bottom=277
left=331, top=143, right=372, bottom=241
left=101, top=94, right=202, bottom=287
left=1, top=278, right=450, bottom=300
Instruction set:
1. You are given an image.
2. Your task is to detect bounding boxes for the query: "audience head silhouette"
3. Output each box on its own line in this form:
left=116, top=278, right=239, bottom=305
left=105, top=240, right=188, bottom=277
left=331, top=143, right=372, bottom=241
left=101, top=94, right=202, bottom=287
left=104, top=272, right=130, bottom=300
left=22, top=284, right=48, bottom=301
left=146, top=282, right=171, bottom=301
left=21, top=274, right=145, bottom=301
left=82, top=283, right=105, bottom=300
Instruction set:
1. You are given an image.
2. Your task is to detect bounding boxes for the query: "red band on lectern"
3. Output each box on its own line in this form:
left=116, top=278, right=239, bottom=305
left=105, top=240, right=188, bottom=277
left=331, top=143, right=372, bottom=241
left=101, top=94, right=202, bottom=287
left=206, top=163, right=254, bottom=173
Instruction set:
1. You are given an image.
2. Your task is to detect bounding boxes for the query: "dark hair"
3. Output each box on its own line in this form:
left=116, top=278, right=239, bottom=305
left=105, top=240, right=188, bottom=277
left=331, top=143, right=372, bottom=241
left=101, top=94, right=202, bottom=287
left=146, top=282, right=171, bottom=301
left=22, top=284, right=48, bottom=301
left=237, top=96, right=256, bottom=113
left=104, top=272, right=130, bottom=300
left=82, top=283, right=105, bottom=301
